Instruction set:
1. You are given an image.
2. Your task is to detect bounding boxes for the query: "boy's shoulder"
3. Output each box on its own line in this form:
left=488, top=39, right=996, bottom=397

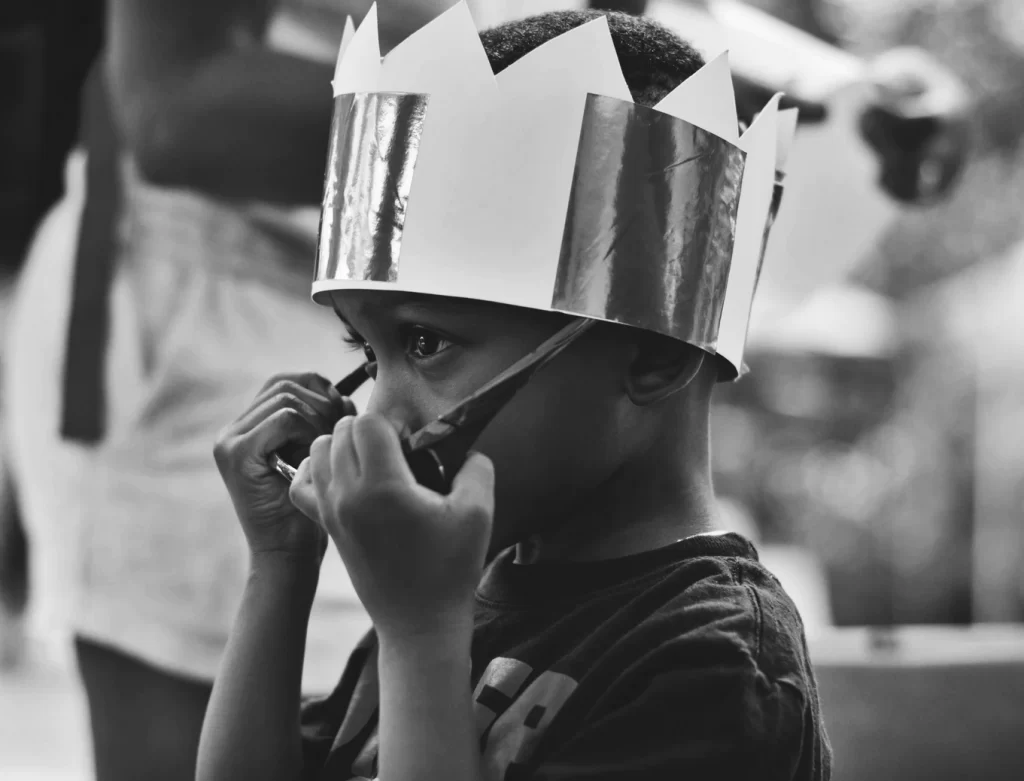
left=466, top=531, right=830, bottom=778
left=301, top=533, right=831, bottom=781
left=475, top=531, right=816, bottom=693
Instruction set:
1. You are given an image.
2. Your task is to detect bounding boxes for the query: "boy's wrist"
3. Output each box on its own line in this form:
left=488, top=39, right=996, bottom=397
left=376, top=616, right=480, bottom=781
left=249, top=549, right=322, bottom=598
left=376, top=611, right=475, bottom=656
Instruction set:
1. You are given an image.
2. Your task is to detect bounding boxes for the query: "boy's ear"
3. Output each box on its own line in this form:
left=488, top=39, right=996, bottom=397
left=624, top=332, right=707, bottom=406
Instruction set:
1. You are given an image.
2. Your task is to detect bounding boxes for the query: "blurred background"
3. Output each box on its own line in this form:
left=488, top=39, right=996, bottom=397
left=1, top=1, right=1022, bottom=780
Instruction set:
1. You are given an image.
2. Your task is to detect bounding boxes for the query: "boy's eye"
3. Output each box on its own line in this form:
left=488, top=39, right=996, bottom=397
left=405, top=327, right=452, bottom=359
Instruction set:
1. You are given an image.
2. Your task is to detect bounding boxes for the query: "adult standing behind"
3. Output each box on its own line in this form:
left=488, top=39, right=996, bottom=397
left=2, top=2, right=449, bottom=780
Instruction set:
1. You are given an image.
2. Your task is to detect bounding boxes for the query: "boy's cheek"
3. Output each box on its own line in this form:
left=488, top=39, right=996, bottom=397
left=476, top=419, right=567, bottom=532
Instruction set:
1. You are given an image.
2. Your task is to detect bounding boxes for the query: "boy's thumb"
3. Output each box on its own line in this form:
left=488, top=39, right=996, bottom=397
left=449, top=451, right=496, bottom=518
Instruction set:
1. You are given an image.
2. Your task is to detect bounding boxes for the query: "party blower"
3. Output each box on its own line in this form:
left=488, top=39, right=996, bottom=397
left=268, top=1, right=796, bottom=493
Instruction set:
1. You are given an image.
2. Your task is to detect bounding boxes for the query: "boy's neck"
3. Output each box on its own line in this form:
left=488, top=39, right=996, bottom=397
left=514, top=438, right=719, bottom=565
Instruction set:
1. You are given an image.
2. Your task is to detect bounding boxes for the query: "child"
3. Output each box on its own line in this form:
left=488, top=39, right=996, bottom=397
left=200, top=6, right=831, bottom=781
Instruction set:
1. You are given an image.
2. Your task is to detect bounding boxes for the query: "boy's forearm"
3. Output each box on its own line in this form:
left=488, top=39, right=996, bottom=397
left=197, top=553, right=320, bottom=781
left=377, top=624, right=483, bottom=781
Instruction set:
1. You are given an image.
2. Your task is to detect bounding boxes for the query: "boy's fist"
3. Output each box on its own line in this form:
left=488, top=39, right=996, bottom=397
left=289, top=414, right=495, bottom=641
left=214, top=372, right=352, bottom=561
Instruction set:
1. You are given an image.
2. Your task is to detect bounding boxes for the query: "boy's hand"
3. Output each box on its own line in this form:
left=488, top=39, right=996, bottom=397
left=289, top=414, right=495, bottom=641
left=214, top=373, right=351, bottom=561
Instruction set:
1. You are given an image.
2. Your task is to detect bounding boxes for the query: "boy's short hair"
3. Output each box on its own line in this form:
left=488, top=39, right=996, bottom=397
left=480, top=10, right=707, bottom=107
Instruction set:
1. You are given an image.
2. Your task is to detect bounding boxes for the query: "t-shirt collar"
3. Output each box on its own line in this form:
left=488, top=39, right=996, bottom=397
left=476, top=532, right=758, bottom=608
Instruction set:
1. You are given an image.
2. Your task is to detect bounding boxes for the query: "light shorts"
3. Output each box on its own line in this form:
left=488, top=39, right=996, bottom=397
left=4, top=152, right=369, bottom=693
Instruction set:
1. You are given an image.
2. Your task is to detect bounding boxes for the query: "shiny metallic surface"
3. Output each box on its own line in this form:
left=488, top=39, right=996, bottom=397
left=315, top=93, right=429, bottom=287
left=270, top=454, right=298, bottom=484
left=314, top=92, right=747, bottom=361
left=552, top=95, right=746, bottom=355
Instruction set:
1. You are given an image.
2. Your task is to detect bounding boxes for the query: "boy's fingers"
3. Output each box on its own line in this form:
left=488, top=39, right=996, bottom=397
left=350, top=414, right=410, bottom=482
left=233, top=388, right=336, bottom=439
left=289, top=456, right=323, bottom=527
left=309, top=373, right=354, bottom=414
left=218, top=408, right=320, bottom=477
left=308, top=433, right=338, bottom=509
left=448, top=451, right=495, bottom=520
left=322, top=379, right=350, bottom=411
left=244, top=381, right=345, bottom=432
left=329, top=416, right=361, bottom=482
left=255, top=371, right=331, bottom=399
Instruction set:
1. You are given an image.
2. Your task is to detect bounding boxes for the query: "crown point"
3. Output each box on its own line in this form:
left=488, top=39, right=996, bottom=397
left=655, top=50, right=740, bottom=144
left=495, top=14, right=630, bottom=103
left=340, top=15, right=356, bottom=52
left=739, top=92, right=782, bottom=148
left=378, top=0, right=495, bottom=97
left=331, top=17, right=357, bottom=83
left=332, top=4, right=381, bottom=96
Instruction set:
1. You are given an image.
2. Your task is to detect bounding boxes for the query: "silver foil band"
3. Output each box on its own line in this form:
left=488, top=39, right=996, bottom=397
left=315, top=92, right=747, bottom=359
left=552, top=95, right=746, bottom=353
left=315, top=93, right=429, bottom=285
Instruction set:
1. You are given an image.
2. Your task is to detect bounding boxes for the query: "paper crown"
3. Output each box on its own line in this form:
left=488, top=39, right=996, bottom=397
left=312, top=1, right=797, bottom=379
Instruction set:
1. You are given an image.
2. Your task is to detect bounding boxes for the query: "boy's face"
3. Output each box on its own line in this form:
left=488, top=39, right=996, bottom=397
left=329, top=290, right=636, bottom=553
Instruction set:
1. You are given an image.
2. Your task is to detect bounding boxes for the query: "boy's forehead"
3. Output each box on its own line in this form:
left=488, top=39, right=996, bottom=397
left=328, top=290, right=550, bottom=327
left=330, top=290, right=479, bottom=320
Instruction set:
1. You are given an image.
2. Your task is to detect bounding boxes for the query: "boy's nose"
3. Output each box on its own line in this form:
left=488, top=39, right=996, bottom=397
left=363, top=382, right=422, bottom=441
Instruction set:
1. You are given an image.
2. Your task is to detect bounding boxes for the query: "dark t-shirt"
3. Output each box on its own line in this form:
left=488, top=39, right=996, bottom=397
left=299, top=533, right=831, bottom=780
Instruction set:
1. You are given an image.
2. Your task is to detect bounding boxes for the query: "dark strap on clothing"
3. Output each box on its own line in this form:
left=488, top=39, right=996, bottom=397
left=60, top=58, right=121, bottom=443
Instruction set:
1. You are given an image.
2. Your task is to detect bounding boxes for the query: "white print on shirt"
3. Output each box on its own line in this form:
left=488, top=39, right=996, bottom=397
left=474, top=658, right=579, bottom=779
left=340, top=656, right=579, bottom=781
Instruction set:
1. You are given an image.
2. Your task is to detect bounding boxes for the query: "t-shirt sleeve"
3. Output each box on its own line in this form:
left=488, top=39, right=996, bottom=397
left=530, top=635, right=817, bottom=781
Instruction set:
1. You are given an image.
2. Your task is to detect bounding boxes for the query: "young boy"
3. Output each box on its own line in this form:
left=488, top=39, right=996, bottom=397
left=200, top=7, right=830, bottom=781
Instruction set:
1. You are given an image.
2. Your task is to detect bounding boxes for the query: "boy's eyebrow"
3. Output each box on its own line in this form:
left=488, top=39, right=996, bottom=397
left=331, top=293, right=456, bottom=329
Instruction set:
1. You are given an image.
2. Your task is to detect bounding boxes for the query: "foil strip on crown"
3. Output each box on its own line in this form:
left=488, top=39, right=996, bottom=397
left=552, top=95, right=745, bottom=354
left=317, top=93, right=429, bottom=285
